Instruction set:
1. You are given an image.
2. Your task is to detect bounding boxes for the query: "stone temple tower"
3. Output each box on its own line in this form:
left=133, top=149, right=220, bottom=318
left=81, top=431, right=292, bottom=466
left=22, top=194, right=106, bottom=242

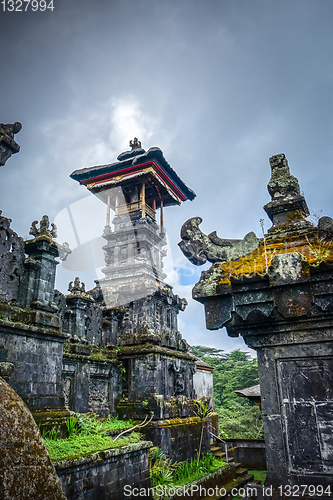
left=70, top=140, right=211, bottom=461
left=71, top=138, right=195, bottom=306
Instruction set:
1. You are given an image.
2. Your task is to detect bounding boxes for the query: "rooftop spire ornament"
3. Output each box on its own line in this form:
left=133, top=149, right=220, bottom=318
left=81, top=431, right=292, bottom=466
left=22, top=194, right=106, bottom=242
left=129, top=137, right=141, bottom=150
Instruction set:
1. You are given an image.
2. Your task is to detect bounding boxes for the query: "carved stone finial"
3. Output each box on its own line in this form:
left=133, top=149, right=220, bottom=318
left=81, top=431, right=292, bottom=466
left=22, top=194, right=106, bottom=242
left=267, top=153, right=300, bottom=199
left=29, top=215, right=58, bottom=240
left=264, top=154, right=311, bottom=232
left=0, top=122, right=22, bottom=166
left=68, top=277, right=85, bottom=294
left=129, top=137, right=141, bottom=150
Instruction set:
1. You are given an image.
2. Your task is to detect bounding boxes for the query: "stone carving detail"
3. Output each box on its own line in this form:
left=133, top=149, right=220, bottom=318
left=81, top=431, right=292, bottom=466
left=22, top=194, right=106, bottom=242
left=143, top=355, right=158, bottom=371
left=267, top=153, right=300, bottom=198
left=85, top=302, right=103, bottom=346
left=68, top=277, right=85, bottom=294
left=28, top=216, right=72, bottom=261
left=178, top=216, right=259, bottom=266
left=263, top=154, right=310, bottom=232
left=0, top=122, right=22, bottom=166
left=29, top=215, right=58, bottom=239
left=0, top=211, right=25, bottom=303
left=129, top=137, right=141, bottom=150
left=89, top=377, right=109, bottom=414
left=53, top=289, right=66, bottom=322
left=169, top=360, right=185, bottom=396
left=62, top=376, right=72, bottom=408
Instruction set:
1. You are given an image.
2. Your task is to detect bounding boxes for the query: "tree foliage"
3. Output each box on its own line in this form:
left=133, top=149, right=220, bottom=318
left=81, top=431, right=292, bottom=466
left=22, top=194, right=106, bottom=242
left=191, top=346, right=263, bottom=439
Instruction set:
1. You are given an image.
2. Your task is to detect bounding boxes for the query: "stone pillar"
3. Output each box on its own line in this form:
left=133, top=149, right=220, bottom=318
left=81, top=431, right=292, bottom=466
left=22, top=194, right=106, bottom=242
left=24, top=237, right=59, bottom=312
left=24, top=215, right=71, bottom=315
left=65, top=277, right=92, bottom=343
left=179, top=153, right=333, bottom=490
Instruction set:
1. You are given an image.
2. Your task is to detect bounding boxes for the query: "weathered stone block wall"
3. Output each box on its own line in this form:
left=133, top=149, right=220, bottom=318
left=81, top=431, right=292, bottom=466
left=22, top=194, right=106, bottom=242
left=256, top=337, right=333, bottom=487
left=62, top=348, right=122, bottom=416
left=225, top=439, right=266, bottom=470
left=117, top=290, right=188, bottom=351
left=125, top=353, right=195, bottom=402
left=55, top=441, right=153, bottom=500
left=0, top=319, right=68, bottom=411
left=142, top=418, right=212, bottom=462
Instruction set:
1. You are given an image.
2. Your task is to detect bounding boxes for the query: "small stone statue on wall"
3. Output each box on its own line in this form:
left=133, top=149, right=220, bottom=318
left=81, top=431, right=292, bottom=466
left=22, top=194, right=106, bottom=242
left=0, top=122, right=22, bottom=166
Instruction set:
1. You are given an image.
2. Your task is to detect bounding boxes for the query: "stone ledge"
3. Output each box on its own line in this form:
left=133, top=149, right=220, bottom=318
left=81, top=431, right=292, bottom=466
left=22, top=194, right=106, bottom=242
left=119, top=344, right=195, bottom=360
left=54, top=440, right=153, bottom=471
left=0, top=318, right=69, bottom=341
left=63, top=352, right=118, bottom=364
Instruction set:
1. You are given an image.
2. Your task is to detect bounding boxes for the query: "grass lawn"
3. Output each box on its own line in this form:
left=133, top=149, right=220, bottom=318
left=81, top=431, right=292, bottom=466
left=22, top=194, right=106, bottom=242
left=248, top=470, right=267, bottom=484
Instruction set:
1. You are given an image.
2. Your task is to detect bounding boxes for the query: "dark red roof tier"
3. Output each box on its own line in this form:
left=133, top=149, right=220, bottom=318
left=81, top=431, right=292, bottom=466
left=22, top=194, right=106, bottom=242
left=70, top=146, right=196, bottom=207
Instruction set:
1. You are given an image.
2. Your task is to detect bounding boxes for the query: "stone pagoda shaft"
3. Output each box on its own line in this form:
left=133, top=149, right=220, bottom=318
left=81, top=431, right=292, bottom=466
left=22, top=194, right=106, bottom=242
left=179, top=153, right=333, bottom=490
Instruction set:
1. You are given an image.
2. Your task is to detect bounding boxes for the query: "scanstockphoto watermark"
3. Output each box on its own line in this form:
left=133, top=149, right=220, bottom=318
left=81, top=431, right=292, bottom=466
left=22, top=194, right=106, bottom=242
left=124, top=484, right=262, bottom=498
left=124, top=484, right=332, bottom=498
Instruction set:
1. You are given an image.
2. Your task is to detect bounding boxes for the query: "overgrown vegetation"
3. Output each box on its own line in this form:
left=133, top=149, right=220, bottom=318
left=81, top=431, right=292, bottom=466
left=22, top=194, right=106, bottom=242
left=45, top=431, right=142, bottom=461
left=149, top=447, right=226, bottom=490
left=191, top=347, right=263, bottom=439
left=193, top=399, right=214, bottom=464
left=42, top=413, right=139, bottom=461
left=77, top=413, right=134, bottom=434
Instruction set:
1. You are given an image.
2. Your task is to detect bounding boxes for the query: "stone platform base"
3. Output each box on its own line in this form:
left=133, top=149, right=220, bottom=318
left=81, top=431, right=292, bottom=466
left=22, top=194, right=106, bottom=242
left=141, top=417, right=213, bottom=462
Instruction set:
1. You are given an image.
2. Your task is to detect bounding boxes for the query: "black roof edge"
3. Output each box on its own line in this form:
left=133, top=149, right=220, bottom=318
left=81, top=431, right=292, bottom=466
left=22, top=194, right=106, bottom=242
left=70, top=147, right=196, bottom=201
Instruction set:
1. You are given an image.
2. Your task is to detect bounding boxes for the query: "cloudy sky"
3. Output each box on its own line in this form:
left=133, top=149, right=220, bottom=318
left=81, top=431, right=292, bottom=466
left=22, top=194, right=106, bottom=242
left=1, top=0, right=333, bottom=354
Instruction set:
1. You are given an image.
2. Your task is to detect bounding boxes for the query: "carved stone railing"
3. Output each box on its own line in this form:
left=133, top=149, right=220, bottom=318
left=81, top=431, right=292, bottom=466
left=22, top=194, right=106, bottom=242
left=116, top=201, right=156, bottom=220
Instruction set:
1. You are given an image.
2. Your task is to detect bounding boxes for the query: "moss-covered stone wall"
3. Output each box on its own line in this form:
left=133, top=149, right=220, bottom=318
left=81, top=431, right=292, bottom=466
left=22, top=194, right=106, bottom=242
left=55, top=441, right=153, bottom=500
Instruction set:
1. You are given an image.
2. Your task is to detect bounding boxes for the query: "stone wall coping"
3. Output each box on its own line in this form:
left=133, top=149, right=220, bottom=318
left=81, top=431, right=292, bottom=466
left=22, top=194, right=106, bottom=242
left=63, top=352, right=118, bottom=365
left=0, top=318, right=69, bottom=342
left=54, top=440, right=153, bottom=472
left=236, top=317, right=333, bottom=347
left=119, top=345, right=195, bottom=361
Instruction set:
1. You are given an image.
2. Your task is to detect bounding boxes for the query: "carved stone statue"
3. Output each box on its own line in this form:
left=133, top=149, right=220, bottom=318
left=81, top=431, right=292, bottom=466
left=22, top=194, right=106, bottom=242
left=29, top=215, right=58, bottom=240
left=68, top=277, right=86, bottom=295
left=0, top=122, right=22, bottom=166
left=178, top=216, right=259, bottom=266
left=129, top=137, right=141, bottom=150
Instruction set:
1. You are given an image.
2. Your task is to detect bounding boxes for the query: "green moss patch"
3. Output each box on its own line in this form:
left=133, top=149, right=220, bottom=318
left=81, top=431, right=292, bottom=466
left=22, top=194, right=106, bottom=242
left=45, top=431, right=142, bottom=461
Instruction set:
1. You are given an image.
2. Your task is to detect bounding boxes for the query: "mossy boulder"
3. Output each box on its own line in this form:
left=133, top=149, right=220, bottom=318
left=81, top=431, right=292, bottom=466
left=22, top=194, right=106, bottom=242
left=0, top=376, right=66, bottom=500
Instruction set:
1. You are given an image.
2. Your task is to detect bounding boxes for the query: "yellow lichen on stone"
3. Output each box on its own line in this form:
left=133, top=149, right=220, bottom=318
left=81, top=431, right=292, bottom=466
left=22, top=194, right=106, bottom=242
left=219, top=232, right=333, bottom=281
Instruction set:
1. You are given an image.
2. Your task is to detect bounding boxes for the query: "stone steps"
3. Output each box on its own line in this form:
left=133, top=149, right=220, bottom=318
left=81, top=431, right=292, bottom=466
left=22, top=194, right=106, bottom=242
left=210, top=441, right=237, bottom=463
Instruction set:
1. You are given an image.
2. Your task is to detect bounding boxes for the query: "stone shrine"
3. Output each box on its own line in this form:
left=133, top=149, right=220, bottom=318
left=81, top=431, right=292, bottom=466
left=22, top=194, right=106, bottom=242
left=179, top=153, right=333, bottom=490
left=70, top=140, right=213, bottom=459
